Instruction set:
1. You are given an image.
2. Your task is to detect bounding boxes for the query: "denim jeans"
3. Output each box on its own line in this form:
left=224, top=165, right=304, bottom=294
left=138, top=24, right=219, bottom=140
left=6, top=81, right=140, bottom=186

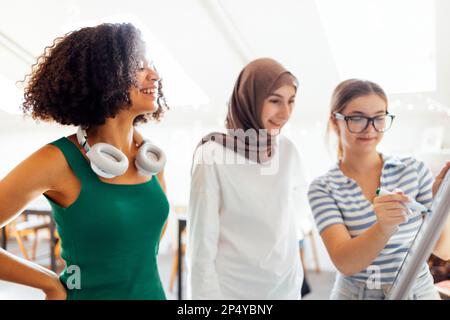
left=330, top=270, right=441, bottom=300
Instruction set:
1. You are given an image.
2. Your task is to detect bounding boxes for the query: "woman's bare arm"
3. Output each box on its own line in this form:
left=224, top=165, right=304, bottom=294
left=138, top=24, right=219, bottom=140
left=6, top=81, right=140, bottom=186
left=0, top=145, right=67, bottom=299
left=319, top=193, right=409, bottom=276
left=0, top=248, right=64, bottom=298
left=320, top=222, right=392, bottom=276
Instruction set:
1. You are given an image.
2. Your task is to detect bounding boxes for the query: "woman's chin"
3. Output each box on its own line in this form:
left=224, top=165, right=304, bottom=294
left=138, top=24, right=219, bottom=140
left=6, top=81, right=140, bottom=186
left=355, top=138, right=379, bottom=148
left=141, top=104, right=159, bottom=114
left=271, top=129, right=281, bottom=135
left=264, top=127, right=281, bottom=136
left=352, top=142, right=378, bottom=154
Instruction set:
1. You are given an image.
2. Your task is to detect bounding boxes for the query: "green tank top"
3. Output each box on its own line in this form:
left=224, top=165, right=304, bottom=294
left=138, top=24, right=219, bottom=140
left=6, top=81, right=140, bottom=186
left=44, top=137, right=169, bottom=300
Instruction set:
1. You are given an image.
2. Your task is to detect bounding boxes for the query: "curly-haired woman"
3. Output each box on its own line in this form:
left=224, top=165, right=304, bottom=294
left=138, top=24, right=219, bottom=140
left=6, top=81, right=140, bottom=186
left=0, top=23, right=170, bottom=300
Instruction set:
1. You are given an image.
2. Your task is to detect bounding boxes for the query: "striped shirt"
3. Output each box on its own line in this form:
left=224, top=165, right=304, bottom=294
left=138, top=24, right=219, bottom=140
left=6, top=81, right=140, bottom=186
left=308, top=154, right=434, bottom=284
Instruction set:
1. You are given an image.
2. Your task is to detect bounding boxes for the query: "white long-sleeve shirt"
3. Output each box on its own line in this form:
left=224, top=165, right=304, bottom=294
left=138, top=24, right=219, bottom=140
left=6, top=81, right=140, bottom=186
left=187, top=135, right=305, bottom=300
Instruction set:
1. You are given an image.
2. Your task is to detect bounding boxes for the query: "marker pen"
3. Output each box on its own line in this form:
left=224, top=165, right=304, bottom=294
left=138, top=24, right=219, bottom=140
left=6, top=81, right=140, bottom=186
left=375, top=188, right=429, bottom=213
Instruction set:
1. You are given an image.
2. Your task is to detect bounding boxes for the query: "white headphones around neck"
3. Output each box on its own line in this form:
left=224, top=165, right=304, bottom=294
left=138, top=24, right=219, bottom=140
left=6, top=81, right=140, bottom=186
left=76, top=126, right=166, bottom=179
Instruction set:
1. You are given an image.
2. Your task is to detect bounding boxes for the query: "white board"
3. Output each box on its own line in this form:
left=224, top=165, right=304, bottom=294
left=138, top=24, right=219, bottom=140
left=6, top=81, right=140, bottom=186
left=387, top=170, right=450, bottom=300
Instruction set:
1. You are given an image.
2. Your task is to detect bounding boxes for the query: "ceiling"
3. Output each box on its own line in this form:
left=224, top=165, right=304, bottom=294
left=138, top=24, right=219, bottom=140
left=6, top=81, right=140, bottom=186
left=0, top=0, right=449, bottom=130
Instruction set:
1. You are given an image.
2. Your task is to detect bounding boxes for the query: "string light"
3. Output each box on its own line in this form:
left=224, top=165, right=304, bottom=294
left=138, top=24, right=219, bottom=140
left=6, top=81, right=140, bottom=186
left=418, top=95, right=450, bottom=117
left=389, top=95, right=450, bottom=117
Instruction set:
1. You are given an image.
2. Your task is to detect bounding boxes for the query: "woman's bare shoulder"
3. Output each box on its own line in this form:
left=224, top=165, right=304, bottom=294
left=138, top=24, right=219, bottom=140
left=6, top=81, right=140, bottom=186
left=25, top=137, right=78, bottom=185
left=38, top=134, right=78, bottom=164
left=0, top=140, right=74, bottom=207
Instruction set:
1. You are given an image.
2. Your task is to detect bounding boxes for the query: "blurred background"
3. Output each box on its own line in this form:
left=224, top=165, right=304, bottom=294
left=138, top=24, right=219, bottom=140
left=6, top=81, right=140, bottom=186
left=0, top=0, right=449, bottom=299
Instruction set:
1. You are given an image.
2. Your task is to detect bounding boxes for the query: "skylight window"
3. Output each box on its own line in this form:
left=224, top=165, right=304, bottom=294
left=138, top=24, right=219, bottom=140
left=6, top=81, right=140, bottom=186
left=315, top=0, right=436, bottom=93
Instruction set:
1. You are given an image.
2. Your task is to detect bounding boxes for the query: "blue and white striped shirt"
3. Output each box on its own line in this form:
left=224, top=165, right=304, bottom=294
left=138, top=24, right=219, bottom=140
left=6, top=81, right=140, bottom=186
left=308, top=154, right=434, bottom=284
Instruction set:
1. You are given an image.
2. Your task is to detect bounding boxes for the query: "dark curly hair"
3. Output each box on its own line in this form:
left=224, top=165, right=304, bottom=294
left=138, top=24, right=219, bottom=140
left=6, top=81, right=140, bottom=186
left=22, top=23, right=168, bottom=126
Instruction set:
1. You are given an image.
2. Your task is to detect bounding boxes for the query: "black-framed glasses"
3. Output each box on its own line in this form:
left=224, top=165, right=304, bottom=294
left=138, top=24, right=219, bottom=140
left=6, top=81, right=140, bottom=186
left=334, top=112, right=395, bottom=133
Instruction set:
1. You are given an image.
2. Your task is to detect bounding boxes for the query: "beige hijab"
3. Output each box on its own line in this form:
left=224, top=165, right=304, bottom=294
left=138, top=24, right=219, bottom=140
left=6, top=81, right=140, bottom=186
left=197, top=58, right=298, bottom=164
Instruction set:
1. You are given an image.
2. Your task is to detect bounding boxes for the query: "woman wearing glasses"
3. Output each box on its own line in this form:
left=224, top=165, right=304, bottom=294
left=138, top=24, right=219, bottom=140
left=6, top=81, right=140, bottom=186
left=308, top=79, right=450, bottom=300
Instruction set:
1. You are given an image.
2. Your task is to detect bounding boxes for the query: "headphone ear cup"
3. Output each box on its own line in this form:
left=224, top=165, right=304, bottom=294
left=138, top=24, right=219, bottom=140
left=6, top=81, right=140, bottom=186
left=89, top=162, right=116, bottom=179
left=86, top=143, right=129, bottom=178
left=135, top=142, right=166, bottom=176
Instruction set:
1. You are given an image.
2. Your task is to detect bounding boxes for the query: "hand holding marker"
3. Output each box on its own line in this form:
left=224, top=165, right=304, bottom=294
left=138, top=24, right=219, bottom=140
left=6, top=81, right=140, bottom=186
left=375, top=188, right=429, bottom=213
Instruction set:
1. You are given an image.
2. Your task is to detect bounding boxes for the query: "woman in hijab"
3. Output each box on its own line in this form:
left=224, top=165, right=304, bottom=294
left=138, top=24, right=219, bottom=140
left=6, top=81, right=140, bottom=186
left=187, top=58, right=307, bottom=300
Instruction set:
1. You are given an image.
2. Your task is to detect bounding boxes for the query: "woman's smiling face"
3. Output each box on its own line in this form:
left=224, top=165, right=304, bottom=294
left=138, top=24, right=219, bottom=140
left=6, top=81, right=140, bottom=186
left=128, top=60, right=160, bottom=115
left=260, top=85, right=296, bottom=135
left=334, top=93, right=388, bottom=155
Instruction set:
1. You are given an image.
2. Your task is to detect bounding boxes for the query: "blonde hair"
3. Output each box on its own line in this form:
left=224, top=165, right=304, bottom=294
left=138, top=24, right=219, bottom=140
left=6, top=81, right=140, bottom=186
left=326, top=79, right=388, bottom=159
